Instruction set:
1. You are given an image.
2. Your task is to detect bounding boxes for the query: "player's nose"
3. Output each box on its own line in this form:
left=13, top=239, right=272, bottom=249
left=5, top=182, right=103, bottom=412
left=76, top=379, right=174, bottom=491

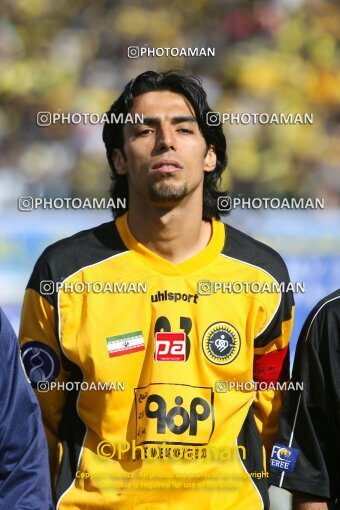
left=155, top=125, right=176, bottom=152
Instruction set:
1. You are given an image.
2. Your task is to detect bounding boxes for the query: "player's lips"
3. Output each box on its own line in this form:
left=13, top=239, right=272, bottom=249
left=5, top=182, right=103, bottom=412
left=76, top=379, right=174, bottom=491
left=152, top=159, right=183, bottom=173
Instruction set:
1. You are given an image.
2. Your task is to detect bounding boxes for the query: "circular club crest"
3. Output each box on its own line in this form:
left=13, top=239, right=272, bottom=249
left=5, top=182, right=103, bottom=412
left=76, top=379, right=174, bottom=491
left=202, top=322, right=240, bottom=365
left=20, top=341, right=60, bottom=388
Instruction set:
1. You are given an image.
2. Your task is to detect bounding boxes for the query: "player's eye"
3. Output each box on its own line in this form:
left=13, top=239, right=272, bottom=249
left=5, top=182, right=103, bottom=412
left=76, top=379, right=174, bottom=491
left=135, top=128, right=154, bottom=136
left=177, top=127, right=193, bottom=134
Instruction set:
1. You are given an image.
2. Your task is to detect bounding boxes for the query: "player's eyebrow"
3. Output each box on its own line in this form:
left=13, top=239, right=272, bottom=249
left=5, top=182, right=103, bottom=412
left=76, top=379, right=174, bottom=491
left=135, top=115, right=198, bottom=126
left=171, top=116, right=197, bottom=125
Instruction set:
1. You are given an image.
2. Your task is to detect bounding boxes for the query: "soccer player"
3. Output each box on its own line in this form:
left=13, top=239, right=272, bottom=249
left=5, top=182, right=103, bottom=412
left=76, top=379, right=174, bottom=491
left=269, top=289, right=340, bottom=510
left=0, top=307, right=53, bottom=509
left=19, top=70, right=294, bottom=509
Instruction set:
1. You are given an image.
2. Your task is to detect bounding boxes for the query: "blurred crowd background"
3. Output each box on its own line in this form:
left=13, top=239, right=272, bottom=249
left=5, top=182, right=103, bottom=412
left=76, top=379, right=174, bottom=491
left=0, top=0, right=339, bottom=204
left=0, top=0, right=339, bottom=336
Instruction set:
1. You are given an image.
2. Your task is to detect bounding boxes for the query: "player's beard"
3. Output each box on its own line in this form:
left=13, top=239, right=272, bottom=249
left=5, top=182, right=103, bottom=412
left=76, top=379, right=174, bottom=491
left=148, top=180, right=188, bottom=204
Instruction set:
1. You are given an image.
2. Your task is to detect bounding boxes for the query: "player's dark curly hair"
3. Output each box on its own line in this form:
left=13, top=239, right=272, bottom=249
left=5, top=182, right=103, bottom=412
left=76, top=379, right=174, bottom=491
left=102, top=70, right=228, bottom=219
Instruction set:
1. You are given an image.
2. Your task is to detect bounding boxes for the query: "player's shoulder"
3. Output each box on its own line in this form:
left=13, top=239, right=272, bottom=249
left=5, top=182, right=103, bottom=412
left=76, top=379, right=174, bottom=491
left=28, top=220, right=127, bottom=288
left=294, top=289, right=340, bottom=357
left=38, top=220, right=123, bottom=259
left=305, top=288, right=340, bottom=331
left=313, top=289, right=340, bottom=315
left=221, top=221, right=290, bottom=283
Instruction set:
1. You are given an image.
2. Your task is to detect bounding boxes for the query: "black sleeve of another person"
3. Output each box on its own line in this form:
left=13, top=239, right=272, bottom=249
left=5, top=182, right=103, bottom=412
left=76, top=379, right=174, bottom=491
left=269, top=290, right=340, bottom=501
left=0, top=307, right=54, bottom=510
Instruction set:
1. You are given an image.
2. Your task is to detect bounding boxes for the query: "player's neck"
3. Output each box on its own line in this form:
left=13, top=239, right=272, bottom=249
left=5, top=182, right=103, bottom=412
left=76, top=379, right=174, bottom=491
left=126, top=200, right=212, bottom=264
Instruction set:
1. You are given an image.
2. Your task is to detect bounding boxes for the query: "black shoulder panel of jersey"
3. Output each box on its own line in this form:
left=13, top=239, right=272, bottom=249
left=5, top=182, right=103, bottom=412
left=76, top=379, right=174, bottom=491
left=27, top=220, right=127, bottom=307
left=222, top=223, right=294, bottom=347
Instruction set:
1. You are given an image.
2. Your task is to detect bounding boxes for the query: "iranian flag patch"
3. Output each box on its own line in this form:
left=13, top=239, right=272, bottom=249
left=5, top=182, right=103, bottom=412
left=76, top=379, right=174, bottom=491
left=106, top=331, right=145, bottom=358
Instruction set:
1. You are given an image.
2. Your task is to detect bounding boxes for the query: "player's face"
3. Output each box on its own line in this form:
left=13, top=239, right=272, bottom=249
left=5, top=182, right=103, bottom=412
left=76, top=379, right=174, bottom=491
left=113, top=91, right=216, bottom=208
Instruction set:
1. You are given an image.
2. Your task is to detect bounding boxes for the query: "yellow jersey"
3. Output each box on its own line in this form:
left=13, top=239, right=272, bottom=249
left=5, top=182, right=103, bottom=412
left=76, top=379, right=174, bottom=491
left=19, top=213, right=294, bottom=510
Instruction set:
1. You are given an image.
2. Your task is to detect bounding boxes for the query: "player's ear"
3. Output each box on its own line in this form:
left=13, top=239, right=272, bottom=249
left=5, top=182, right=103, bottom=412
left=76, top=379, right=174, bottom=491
left=112, top=149, right=128, bottom=175
left=203, top=145, right=217, bottom=173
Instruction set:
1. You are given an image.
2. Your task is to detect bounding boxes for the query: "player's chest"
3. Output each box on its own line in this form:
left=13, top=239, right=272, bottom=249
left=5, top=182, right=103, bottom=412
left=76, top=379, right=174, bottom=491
left=59, top=278, right=261, bottom=384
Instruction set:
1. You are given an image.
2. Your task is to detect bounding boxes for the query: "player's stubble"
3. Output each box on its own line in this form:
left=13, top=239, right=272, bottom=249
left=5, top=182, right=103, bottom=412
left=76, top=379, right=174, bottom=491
left=148, top=174, right=188, bottom=204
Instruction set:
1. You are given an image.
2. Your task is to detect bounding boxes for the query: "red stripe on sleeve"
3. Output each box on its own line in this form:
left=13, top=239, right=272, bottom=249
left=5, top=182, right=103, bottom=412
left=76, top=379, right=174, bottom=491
left=253, top=345, right=289, bottom=384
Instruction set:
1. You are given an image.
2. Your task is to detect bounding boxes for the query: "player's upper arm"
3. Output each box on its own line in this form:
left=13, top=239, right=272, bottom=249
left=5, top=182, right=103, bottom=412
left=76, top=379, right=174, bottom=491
left=269, top=295, right=340, bottom=500
left=252, top=255, right=295, bottom=453
left=19, top=248, right=71, bottom=472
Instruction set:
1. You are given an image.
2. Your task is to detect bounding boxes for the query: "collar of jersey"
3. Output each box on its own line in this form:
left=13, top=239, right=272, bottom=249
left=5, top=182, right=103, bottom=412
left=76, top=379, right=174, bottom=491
left=115, top=212, right=225, bottom=275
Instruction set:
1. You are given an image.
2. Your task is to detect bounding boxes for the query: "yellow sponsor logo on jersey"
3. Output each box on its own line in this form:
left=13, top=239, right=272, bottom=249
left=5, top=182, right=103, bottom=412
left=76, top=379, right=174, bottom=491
left=134, top=383, right=214, bottom=446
